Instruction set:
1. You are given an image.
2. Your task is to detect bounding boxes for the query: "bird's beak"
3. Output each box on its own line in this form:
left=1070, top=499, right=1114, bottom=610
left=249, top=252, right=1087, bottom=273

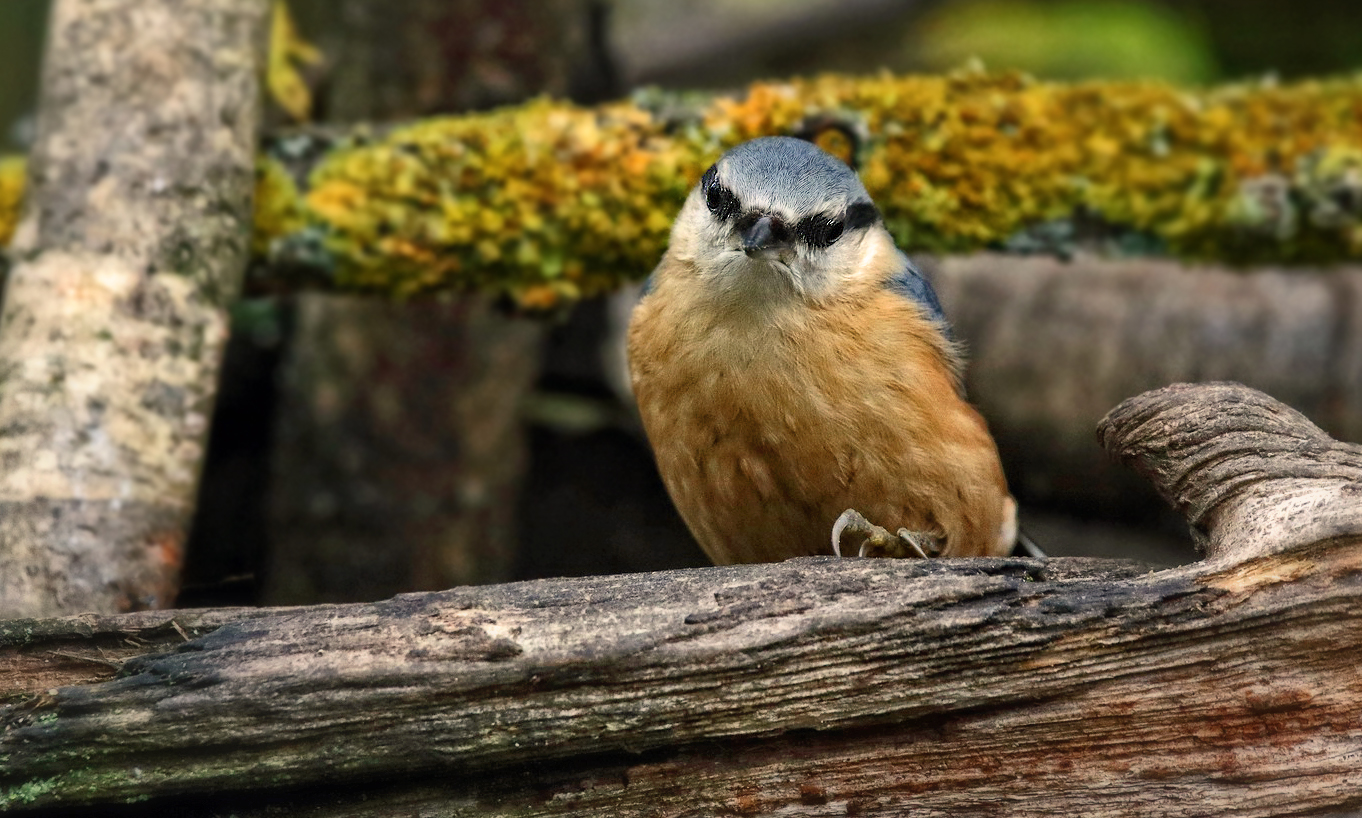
left=739, top=214, right=792, bottom=256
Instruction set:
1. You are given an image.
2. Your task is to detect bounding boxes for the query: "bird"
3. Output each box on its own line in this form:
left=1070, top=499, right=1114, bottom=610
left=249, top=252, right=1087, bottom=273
left=627, top=136, right=1018, bottom=564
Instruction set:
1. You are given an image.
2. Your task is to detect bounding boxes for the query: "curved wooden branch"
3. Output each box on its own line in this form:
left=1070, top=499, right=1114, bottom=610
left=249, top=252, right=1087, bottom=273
left=3, top=383, right=1361, bottom=815
left=1099, top=382, right=1362, bottom=563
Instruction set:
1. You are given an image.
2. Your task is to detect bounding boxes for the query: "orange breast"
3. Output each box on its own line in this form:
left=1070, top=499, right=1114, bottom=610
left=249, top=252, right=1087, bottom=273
left=629, top=263, right=1015, bottom=564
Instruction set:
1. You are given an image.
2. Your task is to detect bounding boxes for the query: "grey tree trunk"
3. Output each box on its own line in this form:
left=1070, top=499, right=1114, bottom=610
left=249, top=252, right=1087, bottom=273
left=3, top=383, right=1360, bottom=816
left=0, top=0, right=269, bottom=617
left=263, top=296, right=542, bottom=601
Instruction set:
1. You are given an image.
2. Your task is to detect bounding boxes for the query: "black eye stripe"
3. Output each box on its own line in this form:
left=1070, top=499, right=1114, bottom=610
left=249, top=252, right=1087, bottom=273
left=700, top=163, right=718, bottom=191
left=796, top=202, right=880, bottom=249
left=706, top=186, right=739, bottom=221
left=846, top=202, right=880, bottom=231
left=796, top=216, right=842, bottom=248
left=701, top=163, right=740, bottom=222
left=700, top=160, right=879, bottom=245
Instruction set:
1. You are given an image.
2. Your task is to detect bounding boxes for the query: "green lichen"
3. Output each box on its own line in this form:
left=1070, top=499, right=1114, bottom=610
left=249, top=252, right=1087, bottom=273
left=0, top=622, right=38, bottom=646
left=0, top=766, right=177, bottom=810
left=252, top=155, right=308, bottom=258
left=295, top=97, right=707, bottom=306
left=9, top=70, right=1362, bottom=308
left=281, top=70, right=1362, bottom=306
left=711, top=69, right=1362, bottom=265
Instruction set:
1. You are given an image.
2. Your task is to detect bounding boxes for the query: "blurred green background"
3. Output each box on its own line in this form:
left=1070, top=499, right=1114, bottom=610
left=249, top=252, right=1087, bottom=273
left=6, top=0, right=1362, bottom=152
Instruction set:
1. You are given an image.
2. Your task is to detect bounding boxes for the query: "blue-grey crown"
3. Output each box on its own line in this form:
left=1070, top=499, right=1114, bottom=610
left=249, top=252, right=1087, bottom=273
left=716, top=136, right=872, bottom=217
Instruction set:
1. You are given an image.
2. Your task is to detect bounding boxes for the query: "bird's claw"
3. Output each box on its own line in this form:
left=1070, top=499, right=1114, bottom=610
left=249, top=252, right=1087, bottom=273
left=831, top=508, right=942, bottom=559
left=895, top=528, right=935, bottom=559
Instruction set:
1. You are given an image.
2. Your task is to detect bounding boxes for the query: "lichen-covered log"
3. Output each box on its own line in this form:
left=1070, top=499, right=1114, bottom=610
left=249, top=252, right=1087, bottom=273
left=234, top=70, right=1362, bottom=306
left=3, top=383, right=1361, bottom=816
left=0, top=0, right=269, bottom=617
left=11, top=70, right=1362, bottom=306
left=933, top=253, right=1362, bottom=516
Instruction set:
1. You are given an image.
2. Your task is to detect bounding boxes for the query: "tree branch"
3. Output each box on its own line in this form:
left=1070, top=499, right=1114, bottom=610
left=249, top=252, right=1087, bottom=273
left=1099, top=381, right=1362, bottom=563
left=0, top=0, right=270, bottom=617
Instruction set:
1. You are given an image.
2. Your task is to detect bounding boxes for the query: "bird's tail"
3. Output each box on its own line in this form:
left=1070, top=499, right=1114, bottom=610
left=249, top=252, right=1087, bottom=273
left=1013, top=526, right=1046, bottom=559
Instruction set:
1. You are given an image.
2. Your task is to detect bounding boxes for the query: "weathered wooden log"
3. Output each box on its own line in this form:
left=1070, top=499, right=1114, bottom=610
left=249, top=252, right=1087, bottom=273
left=3, top=382, right=1361, bottom=816
left=0, top=0, right=269, bottom=617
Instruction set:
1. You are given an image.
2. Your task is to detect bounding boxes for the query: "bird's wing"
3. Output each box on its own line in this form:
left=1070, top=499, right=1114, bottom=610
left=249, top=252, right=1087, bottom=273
left=885, top=251, right=954, bottom=340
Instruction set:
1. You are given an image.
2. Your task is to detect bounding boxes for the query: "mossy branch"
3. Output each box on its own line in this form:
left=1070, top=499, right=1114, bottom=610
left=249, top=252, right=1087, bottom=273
left=8, top=69, right=1362, bottom=306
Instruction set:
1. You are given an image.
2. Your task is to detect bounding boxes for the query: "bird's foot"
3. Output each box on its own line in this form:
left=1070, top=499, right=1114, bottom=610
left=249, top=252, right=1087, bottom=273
left=831, top=509, right=943, bottom=559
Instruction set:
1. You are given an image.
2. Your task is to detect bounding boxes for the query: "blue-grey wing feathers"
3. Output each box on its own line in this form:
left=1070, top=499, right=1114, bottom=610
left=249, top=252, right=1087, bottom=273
left=886, top=253, right=953, bottom=340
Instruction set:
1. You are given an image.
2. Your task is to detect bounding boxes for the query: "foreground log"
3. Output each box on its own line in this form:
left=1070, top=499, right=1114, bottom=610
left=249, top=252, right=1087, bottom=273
left=0, top=0, right=269, bottom=617
left=3, top=382, right=1362, bottom=815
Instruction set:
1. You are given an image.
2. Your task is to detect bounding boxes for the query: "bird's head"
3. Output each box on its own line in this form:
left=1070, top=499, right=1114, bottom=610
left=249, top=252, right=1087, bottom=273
left=668, top=136, right=884, bottom=304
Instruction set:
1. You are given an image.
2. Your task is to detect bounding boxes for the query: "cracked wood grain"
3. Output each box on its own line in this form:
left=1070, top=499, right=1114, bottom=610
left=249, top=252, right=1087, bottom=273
left=1099, top=381, right=1362, bottom=563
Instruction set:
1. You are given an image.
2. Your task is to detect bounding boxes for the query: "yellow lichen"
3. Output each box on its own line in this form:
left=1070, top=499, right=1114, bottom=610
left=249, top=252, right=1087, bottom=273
left=293, top=71, right=1362, bottom=305
left=267, top=0, right=323, bottom=122
left=0, top=156, right=25, bottom=247
left=299, top=98, right=711, bottom=304
left=252, top=156, right=310, bottom=259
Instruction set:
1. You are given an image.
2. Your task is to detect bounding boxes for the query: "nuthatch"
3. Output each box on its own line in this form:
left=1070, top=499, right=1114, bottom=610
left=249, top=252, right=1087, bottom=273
left=628, top=136, right=1017, bottom=563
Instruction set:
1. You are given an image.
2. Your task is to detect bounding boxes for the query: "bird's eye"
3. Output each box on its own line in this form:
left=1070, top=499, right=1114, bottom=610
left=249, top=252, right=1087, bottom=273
left=797, top=215, right=845, bottom=248
left=705, top=183, right=738, bottom=221
left=700, top=164, right=739, bottom=221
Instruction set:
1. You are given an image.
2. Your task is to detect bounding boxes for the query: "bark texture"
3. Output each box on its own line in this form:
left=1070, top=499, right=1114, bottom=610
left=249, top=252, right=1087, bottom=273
left=933, top=253, right=1362, bottom=517
left=2, top=383, right=1360, bottom=816
left=1099, top=381, right=1362, bottom=565
left=0, top=0, right=269, bottom=617
left=315, top=0, right=615, bottom=120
